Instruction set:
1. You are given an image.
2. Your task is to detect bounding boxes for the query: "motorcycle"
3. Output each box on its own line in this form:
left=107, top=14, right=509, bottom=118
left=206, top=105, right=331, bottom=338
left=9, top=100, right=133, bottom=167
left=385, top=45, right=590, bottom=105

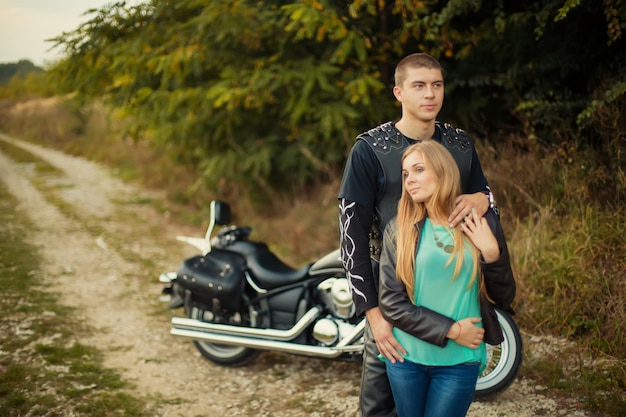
left=159, top=200, right=522, bottom=398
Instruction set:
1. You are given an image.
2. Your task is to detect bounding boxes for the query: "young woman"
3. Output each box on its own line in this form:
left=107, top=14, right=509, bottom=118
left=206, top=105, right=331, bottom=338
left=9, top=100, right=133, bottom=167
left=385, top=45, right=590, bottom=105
left=378, top=140, right=516, bottom=417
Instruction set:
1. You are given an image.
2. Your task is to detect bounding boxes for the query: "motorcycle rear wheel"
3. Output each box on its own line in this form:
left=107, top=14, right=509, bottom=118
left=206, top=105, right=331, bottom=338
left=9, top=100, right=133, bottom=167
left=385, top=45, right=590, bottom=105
left=474, top=309, right=523, bottom=398
left=189, top=307, right=260, bottom=367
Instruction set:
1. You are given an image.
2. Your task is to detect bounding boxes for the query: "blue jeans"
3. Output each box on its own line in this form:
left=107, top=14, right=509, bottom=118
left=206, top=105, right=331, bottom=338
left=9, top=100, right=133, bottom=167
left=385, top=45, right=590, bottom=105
left=385, top=359, right=480, bottom=417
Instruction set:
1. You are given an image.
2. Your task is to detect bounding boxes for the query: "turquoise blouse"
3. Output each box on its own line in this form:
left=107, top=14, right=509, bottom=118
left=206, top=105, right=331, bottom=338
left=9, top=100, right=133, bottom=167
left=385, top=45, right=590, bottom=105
left=392, top=218, right=487, bottom=369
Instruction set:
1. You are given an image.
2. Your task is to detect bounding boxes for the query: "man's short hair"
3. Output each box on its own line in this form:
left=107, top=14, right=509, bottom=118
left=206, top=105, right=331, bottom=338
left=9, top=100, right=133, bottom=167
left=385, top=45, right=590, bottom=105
left=394, top=53, right=444, bottom=87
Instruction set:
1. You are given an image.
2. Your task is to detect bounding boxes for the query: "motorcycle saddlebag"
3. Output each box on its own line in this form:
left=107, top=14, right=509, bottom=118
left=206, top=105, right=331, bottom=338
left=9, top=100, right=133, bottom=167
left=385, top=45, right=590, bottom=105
left=176, top=249, right=246, bottom=312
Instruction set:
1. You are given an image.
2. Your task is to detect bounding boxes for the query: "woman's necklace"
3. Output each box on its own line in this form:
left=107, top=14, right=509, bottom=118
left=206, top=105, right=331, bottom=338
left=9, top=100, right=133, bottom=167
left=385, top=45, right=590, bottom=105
left=429, top=220, right=454, bottom=254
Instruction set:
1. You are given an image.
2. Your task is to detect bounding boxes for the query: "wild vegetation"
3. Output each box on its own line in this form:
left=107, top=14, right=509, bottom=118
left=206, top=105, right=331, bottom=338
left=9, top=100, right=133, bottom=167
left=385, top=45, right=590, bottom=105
left=0, top=61, right=53, bottom=99
left=45, top=0, right=625, bottom=203
left=1, top=0, right=625, bottom=415
left=0, top=60, right=42, bottom=84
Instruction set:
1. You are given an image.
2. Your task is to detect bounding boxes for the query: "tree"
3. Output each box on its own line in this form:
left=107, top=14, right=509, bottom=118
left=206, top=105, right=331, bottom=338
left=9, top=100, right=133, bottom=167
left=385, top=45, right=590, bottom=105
left=0, top=60, right=42, bottom=85
left=49, top=1, right=372, bottom=200
left=48, top=0, right=626, bottom=201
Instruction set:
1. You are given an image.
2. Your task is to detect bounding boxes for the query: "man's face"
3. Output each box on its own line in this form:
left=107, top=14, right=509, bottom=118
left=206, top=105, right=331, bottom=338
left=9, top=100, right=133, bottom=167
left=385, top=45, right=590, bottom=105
left=393, top=67, right=444, bottom=123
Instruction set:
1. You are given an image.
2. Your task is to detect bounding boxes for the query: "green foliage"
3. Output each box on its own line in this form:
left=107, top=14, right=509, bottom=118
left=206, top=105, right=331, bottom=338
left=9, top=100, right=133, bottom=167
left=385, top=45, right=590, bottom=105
left=46, top=0, right=625, bottom=203
left=45, top=0, right=472, bottom=200
left=0, top=72, right=58, bottom=99
left=0, top=60, right=41, bottom=84
left=425, top=0, right=626, bottom=201
left=514, top=204, right=625, bottom=345
left=48, top=0, right=372, bottom=200
left=0, top=60, right=56, bottom=99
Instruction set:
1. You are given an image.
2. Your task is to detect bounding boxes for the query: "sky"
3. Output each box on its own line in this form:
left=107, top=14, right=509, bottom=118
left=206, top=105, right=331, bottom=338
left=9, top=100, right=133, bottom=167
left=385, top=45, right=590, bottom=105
left=0, top=0, right=137, bottom=67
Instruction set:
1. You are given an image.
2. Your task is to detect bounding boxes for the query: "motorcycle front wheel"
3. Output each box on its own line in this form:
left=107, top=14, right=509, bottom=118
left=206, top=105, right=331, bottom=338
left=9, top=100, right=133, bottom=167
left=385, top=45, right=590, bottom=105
left=189, top=307, right=260, bottom=367
left=474, top=309, right=523, bottom=398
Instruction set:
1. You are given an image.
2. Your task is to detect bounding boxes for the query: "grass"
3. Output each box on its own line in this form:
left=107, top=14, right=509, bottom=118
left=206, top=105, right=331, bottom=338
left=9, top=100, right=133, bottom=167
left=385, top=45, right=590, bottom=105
left=522, top=344, right=626, bottom=415
left=0, top=183, right=154, bottom=417
left=1, top=95, right=625, bottom=415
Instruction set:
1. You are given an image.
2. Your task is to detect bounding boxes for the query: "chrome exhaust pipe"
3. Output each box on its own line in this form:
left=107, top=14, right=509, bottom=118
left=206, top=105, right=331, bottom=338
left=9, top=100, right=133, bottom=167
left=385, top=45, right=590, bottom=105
left=172, top=306, right=321, bottom=341
left=170, top=309, right=365, bottom=359
left=170, top=328, right=362, bottom=358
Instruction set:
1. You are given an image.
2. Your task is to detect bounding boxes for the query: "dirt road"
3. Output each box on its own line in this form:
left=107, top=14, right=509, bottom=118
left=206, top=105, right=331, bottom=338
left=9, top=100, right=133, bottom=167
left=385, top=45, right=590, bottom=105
left=0, top=132, right=592, bottom=416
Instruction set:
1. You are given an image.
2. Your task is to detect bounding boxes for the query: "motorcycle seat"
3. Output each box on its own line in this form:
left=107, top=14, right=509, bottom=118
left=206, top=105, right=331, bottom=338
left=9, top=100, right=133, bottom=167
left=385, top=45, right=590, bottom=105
left=226, top=241, right=311, bottom=289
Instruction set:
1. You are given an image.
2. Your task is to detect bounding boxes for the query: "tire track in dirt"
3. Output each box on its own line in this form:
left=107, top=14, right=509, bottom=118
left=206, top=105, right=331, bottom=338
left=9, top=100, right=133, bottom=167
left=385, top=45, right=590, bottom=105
left=0, top=133, right=595, bottom=417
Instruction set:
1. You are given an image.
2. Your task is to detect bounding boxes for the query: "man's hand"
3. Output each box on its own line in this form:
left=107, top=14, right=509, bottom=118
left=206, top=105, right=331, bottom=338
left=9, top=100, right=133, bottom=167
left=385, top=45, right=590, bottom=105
left=448, top=192, right=489, bottom=227
left=366, top=307, right=407, bottom=364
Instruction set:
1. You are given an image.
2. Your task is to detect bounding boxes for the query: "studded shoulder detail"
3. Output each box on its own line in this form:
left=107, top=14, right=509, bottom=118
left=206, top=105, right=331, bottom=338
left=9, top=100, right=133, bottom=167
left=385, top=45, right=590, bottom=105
left=357, top=121, right=401, bottom=152
left=437, top=121, right=471, bottom=151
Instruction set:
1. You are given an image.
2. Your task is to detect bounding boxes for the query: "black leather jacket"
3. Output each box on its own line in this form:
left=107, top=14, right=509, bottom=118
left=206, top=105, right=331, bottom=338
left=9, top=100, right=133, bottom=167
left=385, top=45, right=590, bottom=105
left=379, top=210, right=516, bottom=347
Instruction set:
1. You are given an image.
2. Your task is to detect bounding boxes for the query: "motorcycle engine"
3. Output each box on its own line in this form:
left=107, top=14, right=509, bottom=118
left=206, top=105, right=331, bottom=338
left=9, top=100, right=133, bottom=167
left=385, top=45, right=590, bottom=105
left=312, top=317, right=357, bottom=346
left=313, top=277, right=358, bottom=346
left=317, top=277, right=355, bottom=319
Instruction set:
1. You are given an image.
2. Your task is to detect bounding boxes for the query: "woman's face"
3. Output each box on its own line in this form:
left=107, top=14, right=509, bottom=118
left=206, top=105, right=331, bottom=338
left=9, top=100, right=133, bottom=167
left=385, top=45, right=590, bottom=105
left=402, top=150, right=438, bottom=203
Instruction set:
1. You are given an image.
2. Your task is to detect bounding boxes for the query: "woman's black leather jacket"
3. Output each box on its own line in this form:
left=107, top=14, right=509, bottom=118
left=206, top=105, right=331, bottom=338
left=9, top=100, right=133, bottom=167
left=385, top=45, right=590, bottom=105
left=378, top=209, right=516, bottom=347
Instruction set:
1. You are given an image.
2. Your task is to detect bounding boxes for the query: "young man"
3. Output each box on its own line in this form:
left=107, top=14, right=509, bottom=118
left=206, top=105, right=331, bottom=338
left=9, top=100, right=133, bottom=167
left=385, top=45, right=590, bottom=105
left=338, top=53, right=496, bottom=416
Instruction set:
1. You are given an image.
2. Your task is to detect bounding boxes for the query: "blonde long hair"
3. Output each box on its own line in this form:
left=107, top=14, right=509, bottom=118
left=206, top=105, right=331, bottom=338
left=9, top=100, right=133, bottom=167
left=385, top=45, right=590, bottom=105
left=395, top=141, right=481, bottom=302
